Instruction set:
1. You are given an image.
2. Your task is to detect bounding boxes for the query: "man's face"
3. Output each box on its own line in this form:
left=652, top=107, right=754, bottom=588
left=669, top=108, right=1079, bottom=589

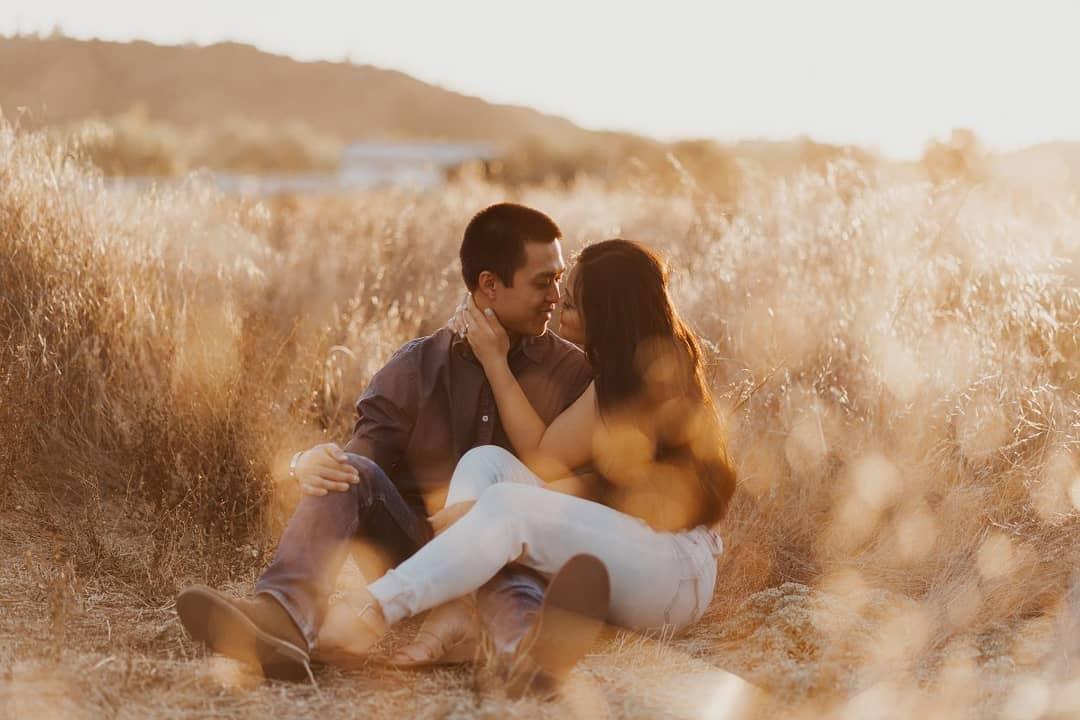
left=486, top=240, right=566, bottom=337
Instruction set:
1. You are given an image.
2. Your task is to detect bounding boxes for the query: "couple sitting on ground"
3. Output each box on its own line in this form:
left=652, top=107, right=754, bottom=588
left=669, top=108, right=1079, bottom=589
left=176, top=202, right=736, bottom=697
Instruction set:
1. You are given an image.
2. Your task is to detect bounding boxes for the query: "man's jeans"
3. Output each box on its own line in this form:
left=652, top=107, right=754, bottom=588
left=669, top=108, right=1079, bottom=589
left=255, top=453, right=544, bottom=651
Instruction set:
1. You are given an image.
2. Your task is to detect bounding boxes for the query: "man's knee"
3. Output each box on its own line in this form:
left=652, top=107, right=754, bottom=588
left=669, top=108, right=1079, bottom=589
left=481, top=564, right=546, bottom=603
left=340, top=453, right=389, bottom=507
left=342, top=453, right=384, bottom=479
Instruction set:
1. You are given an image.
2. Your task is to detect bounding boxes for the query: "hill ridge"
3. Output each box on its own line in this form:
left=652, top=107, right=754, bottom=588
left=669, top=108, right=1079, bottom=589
left=0, top=34, right=595, bottom=148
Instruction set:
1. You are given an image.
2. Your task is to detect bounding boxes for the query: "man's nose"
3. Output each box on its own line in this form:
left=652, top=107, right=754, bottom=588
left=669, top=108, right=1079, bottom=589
left=546, top=282, right=561, bottom=304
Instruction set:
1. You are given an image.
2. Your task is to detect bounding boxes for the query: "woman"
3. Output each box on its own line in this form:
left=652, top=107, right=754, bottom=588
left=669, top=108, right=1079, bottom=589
left=331, top=239, right=735, bottom=663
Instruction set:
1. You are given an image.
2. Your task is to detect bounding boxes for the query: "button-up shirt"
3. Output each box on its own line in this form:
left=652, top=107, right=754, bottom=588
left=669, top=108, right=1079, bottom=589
left=344, top=326, right=593, bottom=514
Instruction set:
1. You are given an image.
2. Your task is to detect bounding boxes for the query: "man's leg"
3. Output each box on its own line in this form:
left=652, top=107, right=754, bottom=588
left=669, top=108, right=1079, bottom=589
left=177, top=453, right=430, bottom=679
left=476, top=565, right=546, bottom=663
left=255, top=454, right=432, bottom=649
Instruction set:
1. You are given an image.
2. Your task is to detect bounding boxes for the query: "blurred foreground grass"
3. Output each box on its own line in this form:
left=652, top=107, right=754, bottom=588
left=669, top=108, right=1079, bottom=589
left=1, top=121, right=1078, bottom=719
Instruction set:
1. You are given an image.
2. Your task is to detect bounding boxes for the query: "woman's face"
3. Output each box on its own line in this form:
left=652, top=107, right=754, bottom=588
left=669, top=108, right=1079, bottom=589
left=557, top=267, right=585, bottom=345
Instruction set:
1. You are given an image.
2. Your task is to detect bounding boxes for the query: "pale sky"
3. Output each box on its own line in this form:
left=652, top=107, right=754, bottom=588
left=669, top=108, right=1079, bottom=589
left=4, top=0, right=1079, bottom=158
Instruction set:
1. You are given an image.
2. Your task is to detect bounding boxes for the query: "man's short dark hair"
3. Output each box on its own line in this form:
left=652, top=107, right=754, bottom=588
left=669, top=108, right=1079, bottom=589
left=460, top=203, right=562, bottom=291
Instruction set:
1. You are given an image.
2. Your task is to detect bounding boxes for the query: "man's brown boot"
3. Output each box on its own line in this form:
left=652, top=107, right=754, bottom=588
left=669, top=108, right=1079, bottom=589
left=176, top=585, right=312, bottom=683
left=477, top=558, right=610, bottom=699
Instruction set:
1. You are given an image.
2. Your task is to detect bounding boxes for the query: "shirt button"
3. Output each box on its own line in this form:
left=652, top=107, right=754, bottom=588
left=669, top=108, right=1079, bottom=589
left=481, top=415, right=489, bottom=422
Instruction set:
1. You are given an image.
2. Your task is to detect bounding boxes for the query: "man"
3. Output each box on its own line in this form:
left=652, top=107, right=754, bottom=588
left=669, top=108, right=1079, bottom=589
left=176, top=203, right=597, bottom=693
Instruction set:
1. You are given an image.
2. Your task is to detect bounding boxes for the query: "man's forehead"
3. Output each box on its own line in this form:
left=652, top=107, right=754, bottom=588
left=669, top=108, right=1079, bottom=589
left=522, top=240, right=566, bottom=274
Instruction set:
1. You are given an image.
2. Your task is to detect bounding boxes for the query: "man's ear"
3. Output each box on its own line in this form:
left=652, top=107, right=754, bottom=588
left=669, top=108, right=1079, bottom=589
left=476, top=270, right=499, bottom=301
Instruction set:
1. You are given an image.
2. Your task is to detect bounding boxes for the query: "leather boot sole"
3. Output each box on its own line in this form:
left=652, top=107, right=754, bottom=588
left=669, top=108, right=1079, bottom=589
left=176, top=585, right=312, bottom=683
left=507, top=554, right=610, bottom=698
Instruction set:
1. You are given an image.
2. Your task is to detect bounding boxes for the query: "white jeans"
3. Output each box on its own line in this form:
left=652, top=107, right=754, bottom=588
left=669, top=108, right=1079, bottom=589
left=368, top=445, right=723, bottom=633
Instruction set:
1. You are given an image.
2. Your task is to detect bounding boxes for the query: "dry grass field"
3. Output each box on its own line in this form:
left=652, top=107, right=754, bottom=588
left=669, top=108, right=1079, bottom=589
left=1, top=120, right=1079, bottom=719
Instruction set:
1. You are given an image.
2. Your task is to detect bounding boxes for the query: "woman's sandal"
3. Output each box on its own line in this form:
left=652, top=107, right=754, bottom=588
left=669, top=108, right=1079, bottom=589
left=381, top=597, right=479, bottom=668
left=383, top=629, right=476, bottom=668
left=312, top=590, right=389, bottom=668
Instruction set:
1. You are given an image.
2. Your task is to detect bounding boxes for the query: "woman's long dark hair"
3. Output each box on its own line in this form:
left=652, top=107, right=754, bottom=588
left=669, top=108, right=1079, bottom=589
left=575, top=239, right=735, bottom=529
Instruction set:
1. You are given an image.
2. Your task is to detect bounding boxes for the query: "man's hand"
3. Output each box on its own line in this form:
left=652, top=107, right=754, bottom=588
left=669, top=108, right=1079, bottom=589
left=429, top=501, right=476, bottom=535
left=295, top=443, right=361, bottom=496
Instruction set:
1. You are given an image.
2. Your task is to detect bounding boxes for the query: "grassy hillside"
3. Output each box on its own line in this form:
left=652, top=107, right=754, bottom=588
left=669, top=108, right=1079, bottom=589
left=0, top=35, right=594, bottom=148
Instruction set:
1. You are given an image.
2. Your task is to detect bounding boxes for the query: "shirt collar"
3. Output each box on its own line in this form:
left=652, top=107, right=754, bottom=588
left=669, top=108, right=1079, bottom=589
left=518, top=333, right=544, bottom=364
left=450, top=330, right=545, bottom=365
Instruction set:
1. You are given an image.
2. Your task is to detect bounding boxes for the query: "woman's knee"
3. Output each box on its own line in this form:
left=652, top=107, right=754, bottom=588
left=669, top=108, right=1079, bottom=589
left=459, top=445, right=516, bottom=474
left=447, top=445, right=518, bottom=502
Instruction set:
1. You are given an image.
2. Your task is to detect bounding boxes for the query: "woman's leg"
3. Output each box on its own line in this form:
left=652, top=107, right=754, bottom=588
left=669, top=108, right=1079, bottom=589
left=444, top=445, right=544, bottom=504
left=368, top=479, right=712, bottom=633
left=389, top=446, right=545, bottom=663
left=445, top=445, right=551, bottom=662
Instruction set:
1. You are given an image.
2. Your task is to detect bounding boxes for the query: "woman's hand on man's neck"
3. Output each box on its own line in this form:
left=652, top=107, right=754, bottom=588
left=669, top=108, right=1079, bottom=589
left=470, top=292, right=522, bottom=351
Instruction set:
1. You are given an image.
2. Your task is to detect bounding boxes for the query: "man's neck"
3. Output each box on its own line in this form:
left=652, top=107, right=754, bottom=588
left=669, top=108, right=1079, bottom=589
left=470, top=292, right=523, bottom=353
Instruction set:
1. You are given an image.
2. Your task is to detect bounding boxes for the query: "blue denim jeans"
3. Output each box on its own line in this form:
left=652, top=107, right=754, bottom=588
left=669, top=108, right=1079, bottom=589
left=255, top=453, right=544, bottom=651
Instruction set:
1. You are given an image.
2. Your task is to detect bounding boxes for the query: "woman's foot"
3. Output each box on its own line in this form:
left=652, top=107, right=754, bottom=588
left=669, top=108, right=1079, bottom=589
left=386, top=597, right=478, bottom=667
left=314, top=585, right=388, bottom=660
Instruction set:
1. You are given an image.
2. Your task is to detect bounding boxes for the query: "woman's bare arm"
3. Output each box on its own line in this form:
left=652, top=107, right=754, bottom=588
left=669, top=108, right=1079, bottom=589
left=484, top=361, right=597, bottom=479
left=461, top=298, right=599, bottom=478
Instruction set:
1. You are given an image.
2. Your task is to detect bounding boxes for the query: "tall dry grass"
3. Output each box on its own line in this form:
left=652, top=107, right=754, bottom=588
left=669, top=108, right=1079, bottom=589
left=2, top=118, right=1080, bottom=717
left=52, top=107, right=343, bottom=176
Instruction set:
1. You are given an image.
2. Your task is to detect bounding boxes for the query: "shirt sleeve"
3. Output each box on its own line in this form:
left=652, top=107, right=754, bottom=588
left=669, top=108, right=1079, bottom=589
left=342, top=346, right=419, bottom=476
